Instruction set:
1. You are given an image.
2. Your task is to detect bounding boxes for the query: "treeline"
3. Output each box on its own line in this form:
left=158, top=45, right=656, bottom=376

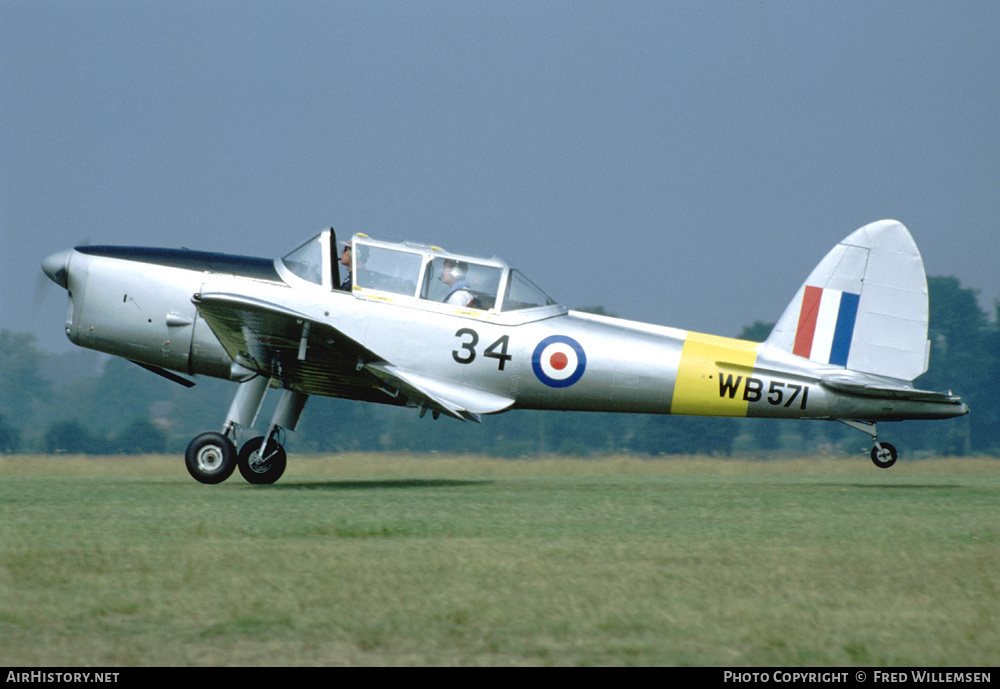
left=1, top=276, right=996, bottom=457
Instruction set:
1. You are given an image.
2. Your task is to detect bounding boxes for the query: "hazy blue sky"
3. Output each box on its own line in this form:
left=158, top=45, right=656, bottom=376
left=3, top=1, right=998, bottom=354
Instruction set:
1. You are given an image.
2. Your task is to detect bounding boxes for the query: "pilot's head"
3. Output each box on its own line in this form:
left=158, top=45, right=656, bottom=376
left=441, top=259, right=467, bottom=285
left=340, top=241, right=368, bottom=267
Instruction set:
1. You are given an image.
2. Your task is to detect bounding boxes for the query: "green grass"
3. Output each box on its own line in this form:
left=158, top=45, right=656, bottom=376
left=1, top=454, right=997, bottom=666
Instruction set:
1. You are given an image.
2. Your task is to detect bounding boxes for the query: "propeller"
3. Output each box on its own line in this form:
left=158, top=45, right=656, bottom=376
left=34, top=238, right=88, bottom=321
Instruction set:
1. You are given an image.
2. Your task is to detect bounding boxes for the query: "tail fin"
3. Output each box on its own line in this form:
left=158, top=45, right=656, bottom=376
left=765, top=220, right=930, bottom=381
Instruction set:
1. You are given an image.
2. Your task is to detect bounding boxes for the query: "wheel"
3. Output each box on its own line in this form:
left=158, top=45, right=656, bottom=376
left=237, top=436, right=288, bottom=485
left=871, top=442, right=898, bottom=469
left=185, top=432, right=237, bottom=484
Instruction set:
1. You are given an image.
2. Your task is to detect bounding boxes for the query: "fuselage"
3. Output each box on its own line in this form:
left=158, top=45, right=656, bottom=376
left=42, top=238, right=968, bottom=425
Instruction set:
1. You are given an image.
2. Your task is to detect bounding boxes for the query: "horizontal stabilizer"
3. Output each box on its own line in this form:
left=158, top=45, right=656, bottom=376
left=820, top=375, right=963, bottom=404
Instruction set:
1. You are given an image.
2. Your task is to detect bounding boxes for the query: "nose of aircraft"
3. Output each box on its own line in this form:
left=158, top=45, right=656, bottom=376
left=42, top=249, right=73, bottom=289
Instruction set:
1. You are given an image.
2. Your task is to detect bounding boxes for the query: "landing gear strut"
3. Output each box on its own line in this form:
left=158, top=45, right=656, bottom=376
left=184, top=378, right=307, bottom=485
left=839, top=420, right=898, bottom=469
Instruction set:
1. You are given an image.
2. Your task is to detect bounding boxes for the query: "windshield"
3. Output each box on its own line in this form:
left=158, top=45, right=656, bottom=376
left=281, top=235, right=324, bottom=285
left=503, top=270, right=558, bottom=311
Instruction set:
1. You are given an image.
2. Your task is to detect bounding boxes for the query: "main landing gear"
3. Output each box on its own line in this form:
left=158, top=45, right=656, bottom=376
left=185, top=431, right=237, bottom=484
left=184, top=377, right=307, bottom=485
left=838, top=420, right=899, bottom=469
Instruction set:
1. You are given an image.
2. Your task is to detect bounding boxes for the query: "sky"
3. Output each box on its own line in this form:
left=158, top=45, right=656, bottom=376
left=3, top=1, right=998, bottom=355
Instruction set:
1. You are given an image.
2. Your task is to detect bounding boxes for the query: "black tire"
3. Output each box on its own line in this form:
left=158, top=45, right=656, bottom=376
left=185, top=432, right=237, bottom=484
left=237, top=436, right=288, bottom=485
left=871, top=442, right=898, bottom=469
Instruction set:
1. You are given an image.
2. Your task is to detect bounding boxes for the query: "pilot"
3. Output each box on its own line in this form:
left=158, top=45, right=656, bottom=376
left=338, top=241, right=372, bottom=291
left=440, top=259, right=476, bottom=307
left=337, top=241, right=353, bottom=291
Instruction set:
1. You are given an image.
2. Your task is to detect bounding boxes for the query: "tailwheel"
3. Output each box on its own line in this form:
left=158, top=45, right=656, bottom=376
left=237, top=435, right=288, bottom=484
left=838, top=420, right=900, bottom=470
left=871, top=441, right=898, bottom=469
left=185, top=432, right=237, bottom=484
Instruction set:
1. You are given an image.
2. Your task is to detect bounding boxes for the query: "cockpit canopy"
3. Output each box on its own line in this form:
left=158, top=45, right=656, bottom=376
left=278, top=230, right=563, bottom=321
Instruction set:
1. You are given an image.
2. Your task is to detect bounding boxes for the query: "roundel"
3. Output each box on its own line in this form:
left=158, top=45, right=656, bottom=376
left=532, top=335, right=587, bottom=388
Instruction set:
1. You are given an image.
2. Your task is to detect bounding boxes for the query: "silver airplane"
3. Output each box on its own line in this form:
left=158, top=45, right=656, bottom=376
left=41, top=219, right=968, bottom=484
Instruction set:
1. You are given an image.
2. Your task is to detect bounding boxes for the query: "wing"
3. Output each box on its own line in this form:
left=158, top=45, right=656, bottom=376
left=194, top=292, right=387, bottom=402
left=193, top=292, right=514, bottom=420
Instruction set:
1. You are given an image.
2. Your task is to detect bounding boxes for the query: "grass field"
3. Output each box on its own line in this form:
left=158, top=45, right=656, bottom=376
left=0, top=453, right=997, bottom=666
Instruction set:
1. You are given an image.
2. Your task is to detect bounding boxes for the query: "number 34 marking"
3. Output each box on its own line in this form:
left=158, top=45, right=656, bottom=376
left=452, top=329, right=512, bottom=371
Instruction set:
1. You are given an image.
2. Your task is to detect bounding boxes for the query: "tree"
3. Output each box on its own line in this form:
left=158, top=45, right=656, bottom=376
left=911, top=277, right=994, bottom=453
left=541, top=412, right=619, bottom=455
left=632, top=415, right=738, bottom=456
left=82, top=358, right=178, bottom=438
left=747, top=418, right=782, bottom=452
left=0, top=414, right=20, bottom=453
left=110, top=418, right=167, bottom=454
left=44, top=420, right=97, bottom=454
left=737, top=321, right=773, bottom=343
left=0, top=331, right=52, bottom=441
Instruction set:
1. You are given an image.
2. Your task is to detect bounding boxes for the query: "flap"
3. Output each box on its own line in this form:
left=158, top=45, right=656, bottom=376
left=365, top=363, right=515, bottom=422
